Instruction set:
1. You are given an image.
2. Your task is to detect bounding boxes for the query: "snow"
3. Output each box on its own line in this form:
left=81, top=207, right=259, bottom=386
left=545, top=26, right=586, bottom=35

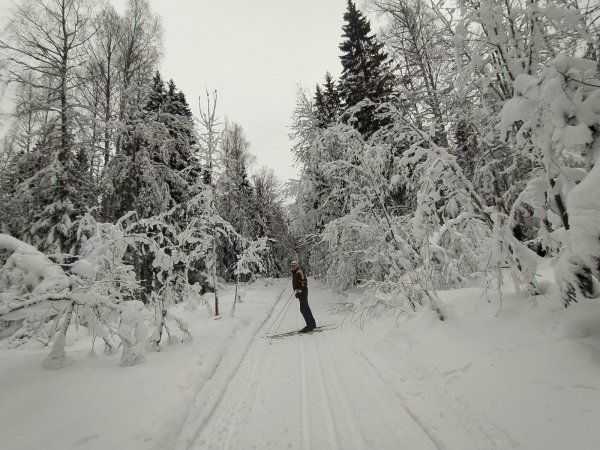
left=1, top=273, right=600, bottom=449
left=0, top=233, right=70, bottom=298
left=0, top=281, right=289, bottom=450
left=118, top=300, right=148, bottom=367
left=565, top=160, right=600, bottom=284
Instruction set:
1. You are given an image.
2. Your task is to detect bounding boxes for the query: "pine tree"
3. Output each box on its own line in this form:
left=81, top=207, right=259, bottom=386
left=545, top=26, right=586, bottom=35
left=338, top=0, right=395, bottom=136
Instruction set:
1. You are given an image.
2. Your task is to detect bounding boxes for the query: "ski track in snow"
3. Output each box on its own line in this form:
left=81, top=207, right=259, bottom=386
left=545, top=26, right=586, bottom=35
left=177, top=283, right=452, bottom=450
left=3, top=276, right=599, bottom=450
left=299, top=337, right=311, bottom=450
left=355, top=347, right=518, bottom=449
left=309, top=336, right=339, bottom=450
left=314, top=335, right=368, bottom=449
left=168, top=285, right=291, bottom=450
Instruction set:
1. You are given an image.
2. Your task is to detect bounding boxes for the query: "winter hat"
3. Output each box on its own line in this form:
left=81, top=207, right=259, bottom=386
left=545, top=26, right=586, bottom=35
left=290, top=260, right=299, bottom=267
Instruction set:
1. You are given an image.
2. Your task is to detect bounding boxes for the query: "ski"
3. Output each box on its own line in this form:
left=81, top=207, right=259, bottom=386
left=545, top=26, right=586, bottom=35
left=264, top=325, right=336, bottom=339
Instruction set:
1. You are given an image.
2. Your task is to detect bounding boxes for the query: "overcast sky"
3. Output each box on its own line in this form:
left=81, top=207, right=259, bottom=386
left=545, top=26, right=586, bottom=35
left=116, top=0, right=348, bottom=183
left=0, top=0, right=350, bottom=183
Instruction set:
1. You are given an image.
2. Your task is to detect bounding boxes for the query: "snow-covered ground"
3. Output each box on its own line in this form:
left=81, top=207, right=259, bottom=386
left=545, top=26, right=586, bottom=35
left=1, top=271, right=600, bottom=450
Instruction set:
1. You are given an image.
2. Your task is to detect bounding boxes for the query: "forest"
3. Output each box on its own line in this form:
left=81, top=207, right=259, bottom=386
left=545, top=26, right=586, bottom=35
left=0, top=0, right=599, bottom=370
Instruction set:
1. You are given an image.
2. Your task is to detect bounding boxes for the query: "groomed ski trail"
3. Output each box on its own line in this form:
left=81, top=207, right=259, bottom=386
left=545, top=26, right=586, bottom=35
left=167, top=284, right=292, bottom=450
left=177, top=282, right=440, bottom=450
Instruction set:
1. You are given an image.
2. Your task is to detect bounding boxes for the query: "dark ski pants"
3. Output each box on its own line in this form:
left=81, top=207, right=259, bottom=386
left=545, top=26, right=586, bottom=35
left=298, top=289, right=316, bottom=327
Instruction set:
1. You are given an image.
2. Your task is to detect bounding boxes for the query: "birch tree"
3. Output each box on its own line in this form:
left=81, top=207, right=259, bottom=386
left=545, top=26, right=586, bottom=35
left=85, top=4, right=122, bottom=167
left=369, top=0, right=453, bottom=144
left=0, top=0, right=98, bottom=256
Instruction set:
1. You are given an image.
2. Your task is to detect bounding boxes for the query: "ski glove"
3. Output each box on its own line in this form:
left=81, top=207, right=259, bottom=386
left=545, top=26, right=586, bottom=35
left=295, top=289, right=302, bottom=298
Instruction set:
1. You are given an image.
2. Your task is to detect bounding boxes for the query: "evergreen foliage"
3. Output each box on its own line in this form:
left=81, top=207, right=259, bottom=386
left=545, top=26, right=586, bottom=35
left=315, top=72, right=341, bottom=128
left=0, top=0, right=293, bottom=362
left=338, top=0, right=396, bottom=135
left=104, top=71, right=199, bottom=221
left=2, top=0, right=600, bottom=363
left=290, top=0, right=600, bottom=317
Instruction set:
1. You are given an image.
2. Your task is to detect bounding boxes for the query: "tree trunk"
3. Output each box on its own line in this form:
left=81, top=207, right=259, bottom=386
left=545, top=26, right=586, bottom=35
left=42, top=301, right=75, bottom=369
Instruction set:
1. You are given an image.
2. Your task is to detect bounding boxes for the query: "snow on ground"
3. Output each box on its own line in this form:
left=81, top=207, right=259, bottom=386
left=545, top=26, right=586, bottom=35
left=352, top=269, right=600, bottom=450
left=1, top=270, right=600, bottom=450
left=0, top=279, right=289, bottom=450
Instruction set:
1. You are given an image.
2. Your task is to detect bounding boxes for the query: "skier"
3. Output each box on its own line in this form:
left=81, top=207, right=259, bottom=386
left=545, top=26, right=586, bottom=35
left=290, top=260, right=316, bottom=332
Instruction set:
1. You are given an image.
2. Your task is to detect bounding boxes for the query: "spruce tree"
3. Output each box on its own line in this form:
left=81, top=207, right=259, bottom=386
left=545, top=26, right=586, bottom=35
left=323, top=72, right=341, bottom=121
left=145, top=71, right=167, bottom=115
left=166, top=80, right=193, bottom=119
left=314, top=85, right=328, bottom=128
left=102, top=73, right=205, bottom=303
left=103, top=72, right=199, bottom=221
left=314, top=72, right=341, bottom=129
left=338, top=0, right=395, bottom=136
left=164, top=79, right=199, bottom=188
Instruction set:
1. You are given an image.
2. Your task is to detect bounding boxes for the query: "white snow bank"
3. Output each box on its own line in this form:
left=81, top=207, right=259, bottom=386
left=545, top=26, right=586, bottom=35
left=346, top=268, right=600, bottom=450
left=0, top=280, right=288, bottom=450
left=0, top=233, right=69, bottom=298
left=2, top=273, right=600, bottom=450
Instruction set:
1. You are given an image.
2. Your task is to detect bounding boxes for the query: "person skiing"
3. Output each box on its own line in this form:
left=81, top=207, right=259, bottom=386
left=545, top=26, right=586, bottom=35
left=290, top=260, right=316, bottom=332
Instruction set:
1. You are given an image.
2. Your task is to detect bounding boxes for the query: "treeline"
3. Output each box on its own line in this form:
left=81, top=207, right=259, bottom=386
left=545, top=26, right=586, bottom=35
left=291, top=0, right=600, bottom=315
left=0, top=0, right=293, bottom=362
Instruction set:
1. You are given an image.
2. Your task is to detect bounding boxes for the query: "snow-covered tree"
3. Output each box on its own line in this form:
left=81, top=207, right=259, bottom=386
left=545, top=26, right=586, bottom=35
left=197, top=89, right=222, bottom=185
left=369, top=0, right=456, bottom=145
left=0, top=231, right=146, bottom=367
left=500, top=55, right=600, bottom=305
left=315, top=72, right=341, bottom=129
left=116, top=0, right=162, bottom=122
left=103, top=71, right=198, bottom=220
left=102, top=72, right=204, bottom=309
left=84, top=4, right=123, bottom=168
left=0, top=0, right=100, bottom=257
left=250, top=167, right=294, bottom=276
left=215, top=121, right=256, bottom=276
left=338, top=0, right=396, bottom=136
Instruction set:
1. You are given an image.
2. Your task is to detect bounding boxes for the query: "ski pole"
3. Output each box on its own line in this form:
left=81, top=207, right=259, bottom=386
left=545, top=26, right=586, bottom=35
left=266, top=291, right=294, bottom=335
left=269, top=292, right=296, bottom=337
left=265, top=291, right=294, bottom=336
